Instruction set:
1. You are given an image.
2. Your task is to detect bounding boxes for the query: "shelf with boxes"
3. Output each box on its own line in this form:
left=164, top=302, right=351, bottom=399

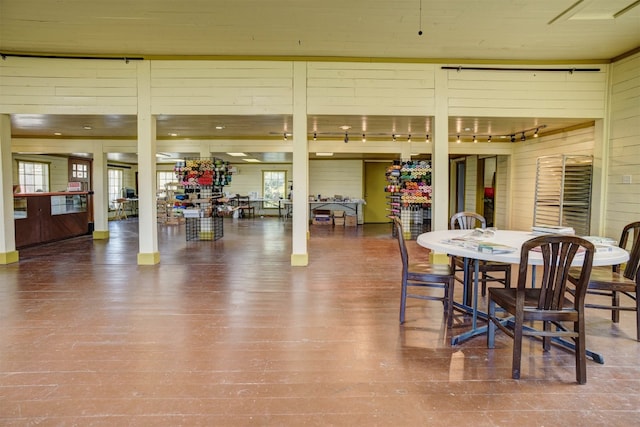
left=173, top=158, right=233, bottom=241
left=311, top=209, right=358, bottom=226
left=385, top=160, right=432, bottom=240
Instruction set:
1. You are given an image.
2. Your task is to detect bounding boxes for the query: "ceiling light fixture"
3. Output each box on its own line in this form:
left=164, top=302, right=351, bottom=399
left=83, top=125, right=92, bottom=130
left=521, top=132, right=526, bottom=141
left=488, top=135, right=492, bottom=142
left=473, top=135, right=477, bottom=143
left=316, top=152, right=334, bottom=157
left=534, top=128, right=539, bottom=138
left=407, top=134, right=412, bottom=143
left=426, top=134, right=430, bottom=143
left=313, top=132, right=317, bottom=141
left=283, top=133, right=288, bottom=141
left=392, top=134, right=396, bottom=142
left=344, top=132, right=349, bottom=143
left=215, top=125, right=225, bottom=130
left=510, top=134, right=516, bottom=142
left=456, top=135, right=461, bottom=143
left=362, top=133, right=366, bottom=142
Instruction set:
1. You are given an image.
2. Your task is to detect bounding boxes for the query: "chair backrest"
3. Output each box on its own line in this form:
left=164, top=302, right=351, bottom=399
left=517, top=235, right=595, bottom=310
left=620, top=221, right=640, bottom=281
left=450, top=211, right=487, bottom=230
left=393, top=218, right=409, bottom=275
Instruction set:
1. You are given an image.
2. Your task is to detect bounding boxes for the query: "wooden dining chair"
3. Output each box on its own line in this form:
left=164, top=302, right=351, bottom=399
left=570, top=221, right=640, bottom=341
left=487, top=235, right=595, bottom=384
left=233, top=194, right=255, bottom=218
left=449, top=212, right=512, bottom=301
left=394, top=218, right=454, bottom=327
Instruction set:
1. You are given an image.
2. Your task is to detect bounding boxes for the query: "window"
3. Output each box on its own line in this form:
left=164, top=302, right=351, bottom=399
left=18, top=160, right=50, bottom=193
left=108, top=168, right=123, bottom=208
left=157, top=171, right=175, bottom=191
left=262, top=171, right=286, bottom=208
left=68, top=158, right=91, bottom=191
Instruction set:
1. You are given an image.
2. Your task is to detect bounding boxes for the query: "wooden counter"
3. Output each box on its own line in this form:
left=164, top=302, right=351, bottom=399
left=14, top=192, right=92, bottom=248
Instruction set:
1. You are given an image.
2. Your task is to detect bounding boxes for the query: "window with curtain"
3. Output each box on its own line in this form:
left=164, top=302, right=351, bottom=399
left=262, top=170, right=286, bottom=208
left=18, top=160, right=50, bottom=193
left=108, top=168, right=123, bottom=208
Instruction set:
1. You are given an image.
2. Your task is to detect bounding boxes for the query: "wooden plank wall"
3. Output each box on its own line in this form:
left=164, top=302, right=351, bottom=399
left=0, top=57, right=138, bottom=114
left=307, top=62, right=436, bottom=115
left=509, top=127, right=595, bottom=233
left=149, top=61, right=294, bottom=114
left=605, top=53, right=640, bottom=238
left=447, top=65, right=608, bottom=119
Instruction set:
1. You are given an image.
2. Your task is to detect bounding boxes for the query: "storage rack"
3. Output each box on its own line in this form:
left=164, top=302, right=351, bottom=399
left=533, top=154, right=593, bottom=236
left=386, top=160, right=432, bottom=240
left=174, top=158, right=232, bottom=241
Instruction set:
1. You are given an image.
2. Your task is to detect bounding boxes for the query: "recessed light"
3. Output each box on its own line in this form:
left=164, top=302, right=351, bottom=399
left=227, top=152, right=247, bottom=157
left=215, top=125, right=225, bottom=130
left=83, top=125, right=92, bottom=130
left=243, top=158, right=261, bottom=163
left=54, top=132, right=62, bottom=136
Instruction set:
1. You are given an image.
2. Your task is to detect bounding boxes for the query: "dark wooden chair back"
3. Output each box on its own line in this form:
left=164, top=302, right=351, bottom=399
left=450, top=211, right=486, bottom=230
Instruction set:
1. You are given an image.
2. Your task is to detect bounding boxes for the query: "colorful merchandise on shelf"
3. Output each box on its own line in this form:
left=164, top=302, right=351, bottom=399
left=385, top=160, right=432, bottom=240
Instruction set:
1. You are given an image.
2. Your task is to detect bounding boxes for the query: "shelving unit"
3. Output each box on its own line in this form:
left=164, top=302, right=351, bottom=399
left=533, top=154, right=593, bottom=236
left=386, top=160, right=432, bottom=240
left=174, top=158, right=232, bottom=241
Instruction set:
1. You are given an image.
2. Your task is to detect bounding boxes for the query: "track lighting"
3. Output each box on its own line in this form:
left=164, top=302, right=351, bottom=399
left=407, top=134, right=412, bottom=143
left=313, top=132, right=317, bottom=141
left=521, top=132, right=526, bottom=141
left=473, top=135, right=477, bottom=143
left=456, top=135, right=461, bottom=143
left=344, top=132, right=349, bottom=143
left=534, top=128, right=539, bottom=138
left=362, top=133, right=366, bottom=142
left=392, top=134, right=396, bottom=142
left=284, top=133, right=288, bottom=141
left=510, top=134, right=516, bottom=143
left=488, top=135, right=492, bottom=142
left=426, top=134, right=430, bottom=143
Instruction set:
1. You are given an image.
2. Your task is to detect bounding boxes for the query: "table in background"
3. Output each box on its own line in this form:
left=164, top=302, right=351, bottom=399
left=417, top=229, right=629, bottom=362
left=278, top=199, right=365, bottom=221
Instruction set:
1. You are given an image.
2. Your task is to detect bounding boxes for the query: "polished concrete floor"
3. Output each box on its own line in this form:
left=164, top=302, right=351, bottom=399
left=1, top=217, right=639, bottom=426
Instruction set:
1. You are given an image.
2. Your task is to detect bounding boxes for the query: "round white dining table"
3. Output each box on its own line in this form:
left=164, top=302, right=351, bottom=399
left=416, top=229, right=630, bottom=362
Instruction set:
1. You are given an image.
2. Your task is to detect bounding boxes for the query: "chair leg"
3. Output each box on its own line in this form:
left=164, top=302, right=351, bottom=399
left=575, top=318, right=587, bottom=384
left=446, top=278, right=454, bottom=328
left=612, top=290, right=620, bottom=322
left=542, top=321, right=551, bottom=352
left=512, top=314, right=524, bottom=380
left=487, top=298, right=496, bottom=348
left=399, top=278, right=408, bottom=324
left=635, top=288, right=640, bottom=342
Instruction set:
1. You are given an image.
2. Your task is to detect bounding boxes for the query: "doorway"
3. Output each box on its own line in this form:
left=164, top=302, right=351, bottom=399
left=363, top=161, right=391, bottom=223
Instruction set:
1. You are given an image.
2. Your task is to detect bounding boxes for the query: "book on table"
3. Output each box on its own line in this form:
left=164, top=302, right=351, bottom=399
left=531, top=225, right=576, bottom=235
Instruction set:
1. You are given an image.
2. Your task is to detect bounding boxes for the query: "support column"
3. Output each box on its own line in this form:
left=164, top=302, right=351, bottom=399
left=0, top=114, right=18, bottom=264
left=430, top=68, right=451, bottom=264
left=92, top=142, right=109, bottom=239
left=291, top=62, right=309, bottom=266
left=136, top=61, right=160, bottom=265
left=432, top=67, right=450, bottom=231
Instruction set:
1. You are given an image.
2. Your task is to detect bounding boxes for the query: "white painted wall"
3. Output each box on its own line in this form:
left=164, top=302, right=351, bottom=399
left=0, top=57, right=138, bottom=114
left=509, top=127, right=595, bottom=233
left=605, top=53, right=640, bottom=239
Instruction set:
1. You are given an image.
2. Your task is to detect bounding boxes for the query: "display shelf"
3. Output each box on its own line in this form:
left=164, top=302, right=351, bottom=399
left=533, top=154, right=592, bottom=236
left=174, top=157, right=232, bottom=241
left=386, top=160, right=432, bottom=240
